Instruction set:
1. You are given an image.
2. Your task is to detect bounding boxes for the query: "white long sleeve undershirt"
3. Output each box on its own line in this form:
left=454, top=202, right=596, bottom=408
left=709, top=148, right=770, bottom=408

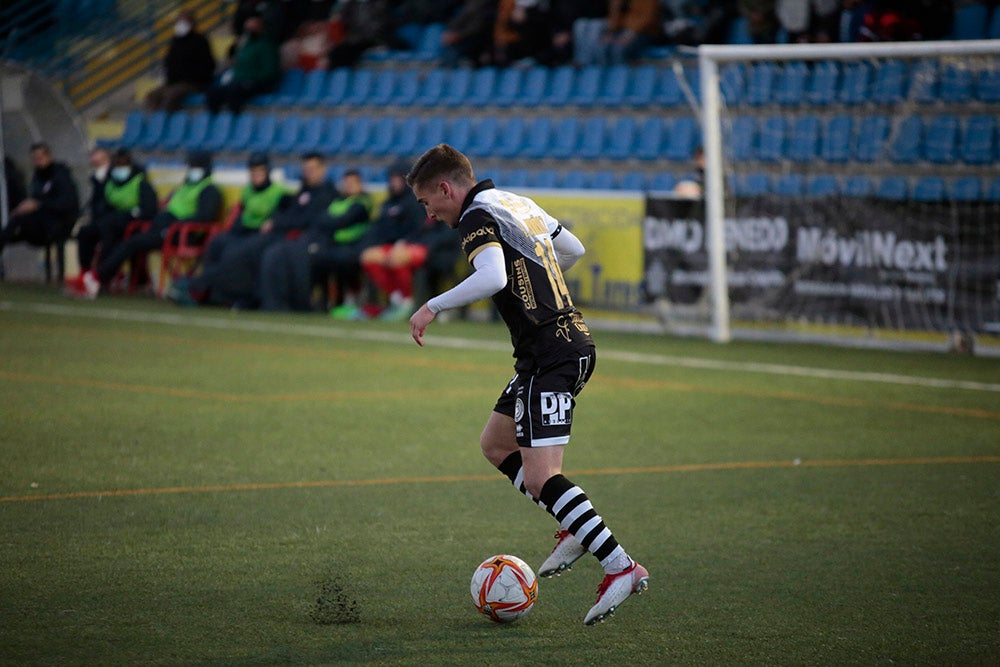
left=427, top=245, right=507, bottom=314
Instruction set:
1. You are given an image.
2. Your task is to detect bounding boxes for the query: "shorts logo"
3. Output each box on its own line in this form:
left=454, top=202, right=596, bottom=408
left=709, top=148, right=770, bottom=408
left=540, top=392, right=572, bottom=426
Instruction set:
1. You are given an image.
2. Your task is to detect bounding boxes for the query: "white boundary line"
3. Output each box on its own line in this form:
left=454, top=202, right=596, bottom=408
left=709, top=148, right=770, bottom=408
left=3, top=300, right=999, bottom=394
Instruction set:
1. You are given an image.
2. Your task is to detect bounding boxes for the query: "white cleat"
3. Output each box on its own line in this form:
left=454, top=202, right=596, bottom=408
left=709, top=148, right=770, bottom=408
left=538, top=530, right=587, bottom=578
left=583, top=561, right=649, bottom=626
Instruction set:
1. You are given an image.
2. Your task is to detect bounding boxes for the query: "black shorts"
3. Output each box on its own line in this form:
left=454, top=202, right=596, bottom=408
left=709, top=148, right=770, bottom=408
left=494, top=345, right=596, bottom=448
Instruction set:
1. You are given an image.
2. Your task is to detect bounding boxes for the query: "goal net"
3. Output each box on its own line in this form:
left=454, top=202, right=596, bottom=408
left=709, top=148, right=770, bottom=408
left=643, top=40, right=1000, bottom=350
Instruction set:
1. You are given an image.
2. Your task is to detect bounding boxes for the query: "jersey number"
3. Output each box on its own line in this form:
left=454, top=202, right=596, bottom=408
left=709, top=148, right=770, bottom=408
left=535, top=238, right=572, bottom=310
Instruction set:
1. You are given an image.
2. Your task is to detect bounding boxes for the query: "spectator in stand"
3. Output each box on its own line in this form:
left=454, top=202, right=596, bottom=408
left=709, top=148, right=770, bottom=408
left=494, top=0, right=555, bottom=66
left=326, top=0, right=393, bottom=68
left=260, top=169, right=373, bottom=313
left=355, top=161, right=429, bottom=320
left=3, top=155, right=27, bottom=217
left=569, top=0, right=611, bottom=65
left=144, top=11, right=217, bottom=112
left=738, top=0, right=780, bottom=42
left=207, top=13, right=280, bottom=115
left=661, top=0, right=738, bottom=45
left=70, top=151, right=221, bottom=299
left=601, top=0, right=662, bottom=64
left=775, top=0, right=840, bottom=42
left=0, top=143, right=80, bottom=279
left=68, top=148, right=157, bottom=285
left=168, top=152, right=291, bottom=307
left=439, top=0, right=498, bottom=67
left=178, top=152, right=337, bottom=309
left=233, top=0, right=290, bottom=43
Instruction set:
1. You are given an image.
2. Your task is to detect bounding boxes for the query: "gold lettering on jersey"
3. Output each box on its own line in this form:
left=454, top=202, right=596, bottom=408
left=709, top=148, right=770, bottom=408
left=512, top=258, right=537, bottom=310
left=555, top=317, right=571, bottom=341
left=461, top=226, right=496, bottom=252
left=569, top=311, right=590, bottom=335
left=522, top=215, right=548, bottom=237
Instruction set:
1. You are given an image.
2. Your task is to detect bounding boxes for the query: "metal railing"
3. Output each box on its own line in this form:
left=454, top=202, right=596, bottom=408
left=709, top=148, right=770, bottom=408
left=0, top=0, right=233, bottom=110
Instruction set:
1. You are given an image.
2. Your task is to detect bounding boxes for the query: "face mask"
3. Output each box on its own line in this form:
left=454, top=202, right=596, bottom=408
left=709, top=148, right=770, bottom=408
left=186, top=167, right=205, bottom=183
left=94, top=165, right=109, bottom=182
left=111, top=166, right=131, bottom=182
left=174, top=21, right=192, bottom=37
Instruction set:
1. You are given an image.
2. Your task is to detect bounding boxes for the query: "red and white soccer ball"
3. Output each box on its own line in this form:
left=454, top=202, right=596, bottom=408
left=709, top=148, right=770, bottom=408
left=470, top=554, right=538, bottom=623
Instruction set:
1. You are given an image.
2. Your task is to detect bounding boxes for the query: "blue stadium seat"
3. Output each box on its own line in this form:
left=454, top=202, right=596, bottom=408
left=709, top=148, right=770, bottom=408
left=774, top=173, right=804, bottom=196
left=961, top=114, right=996, bottom=164
left=821, top=115, right=852, bottom=163
left=635, top=117, right=666, bottom=161
left=559, top=170, right=589, bottom=190
left=368, top=69, right=399, bottom=107
left=597, top=64, right=629, bottom=106
left=181, top=111, right=212, bottom=151
left=988, top=178, right=1000, bottom=202
left=466, top=67, right=498, bottom=107
left=502, top=168, right=531, bottom=188
left=577, top=117, right=606, bottom=160
left=756, top=116, right=786, bottom=162
left=296, top=69, right=328, bottom=106
left=319, top=116, right=348, bottom=153
left=366, top=116, right=397, bottom=156
left=889, top=115, right=922, bottom=164
left=909, top=60, right=939, bottom=103
left=391, top=69, right=420, bottom=106
left=414, top=23, right=445, bottom=61
left=774, top=61, right=807, bottom=106
left=605, top=116, right=638, bottom=160
left=877, top=176, right=909, bottom=200
left=720, top=63, right=745, bottom=105
left=951, top=176, right=982, bottom=201
left=136, top=111, right=167, bottom=150
left=494, top=117, right=525, bottom=158
left=528, top=169, right=558, bottom=189
left=570, top=65, right=603, bottom=106
left=465, top=116, right=499, bottom=157
left=924, top=115, right=959, bottom=164
left=247, top=113, right=279, bottom=153
left=734, top=173, right=770, bottom=196
left=441, top=68, right=473, bottom=107
left=950, top=2, right=990, bottom=39
left=522, top=116, right=553, bottom=159
left=655, top=67, right=684, bottom=106
left=646, top=172, right=675, bottom=192
left=549, top=116, right=580, bottom=159
left=975, top=68, right=1000, bottom=103
left=263, top=68, right=305, bottom=106
left=620, top=171, right=647, bottom=191
left=419, top=116, right=446, bottom=147
left=808, top=175, right=839, bottom=196
left=201, top=112, right=234, bottom=152
left=806, top=61, right=838, bottom=105
left=271, top=115, right=303, bottom=154
left=992, top=6, right=1000, bottom=38
left=547, top=65, right=576, bottom=106
left=854, top=115, right=890, bottom=162
left=224, top=114, right=256, bottom=152
left=520, top=66, right=549, bottom=106
left=323, top=68, right=352, bottom=105
left=726, top=16, right=753, bottom=44
left=294, top=116, right=326, bottom=153
left=843, top=176, right=874, bottom=197
left=393, top=115, right=422, bottom=156
left=787, top=116, right=820, bottom=162
left=871, top=59, right=907, bottom=104
left=838, top=62, right=871, bottom=105
left=625, top=64, right=657, bottom=106
left=590, top=170, right=618, bottom=190
left=664, top=117, right=698, bottom=161
left=725, top=116, right=755, bottom=162
left=341, top=116, right=373, bottom=154
left=343, top=69, right=375, bottom=106
left=913, top=176, right=946, bottom=202
left=414, top=67, right=447, bottom=107
left=158, top=112, right=189, bottom=151
left=446, top=116, right=473, bottom=152
left=120, top=110, right=144, bottom=147
left=746, top=62, right=776, bottom=106
left=493, top=67, right=523, bottom=107
left=939, top=65, right=973, bottom=103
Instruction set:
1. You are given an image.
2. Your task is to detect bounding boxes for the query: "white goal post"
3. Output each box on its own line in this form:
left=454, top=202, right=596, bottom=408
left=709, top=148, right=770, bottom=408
left=696, top=39, right=1000, bottom=343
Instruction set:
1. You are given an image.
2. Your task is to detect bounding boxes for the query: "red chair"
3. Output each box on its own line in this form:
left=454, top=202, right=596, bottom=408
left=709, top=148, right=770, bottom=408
left=156, top=204, right=241, bottom=297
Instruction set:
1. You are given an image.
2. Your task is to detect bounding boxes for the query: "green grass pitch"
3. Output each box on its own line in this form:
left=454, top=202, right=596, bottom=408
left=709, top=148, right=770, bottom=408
left=1, top=283, right=998, bottom=665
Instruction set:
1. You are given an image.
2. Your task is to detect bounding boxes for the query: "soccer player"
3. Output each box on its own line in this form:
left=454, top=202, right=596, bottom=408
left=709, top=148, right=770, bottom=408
left=406, top=144, right=649, bottom=625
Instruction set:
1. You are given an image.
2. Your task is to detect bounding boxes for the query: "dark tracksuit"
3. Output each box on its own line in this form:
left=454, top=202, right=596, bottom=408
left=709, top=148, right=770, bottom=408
left=76, top=169, right=158, bottom=271
left=258, top=193, right=372, bottom=312
left=0, top=161, right=80, bottom=253
left=96, top=179, right=221, bottom=284
left=197, top=180, right=337, bottom=308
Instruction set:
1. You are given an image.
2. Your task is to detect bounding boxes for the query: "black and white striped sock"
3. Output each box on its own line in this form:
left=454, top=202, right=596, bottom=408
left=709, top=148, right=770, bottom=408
left=538, top=473, right=630, bottom=573
left=497, top=451, right=546, bottom=509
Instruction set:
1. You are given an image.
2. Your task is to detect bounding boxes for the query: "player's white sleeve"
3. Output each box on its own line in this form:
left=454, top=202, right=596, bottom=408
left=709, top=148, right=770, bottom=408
left=551, top=225, right=585, bottom=271
left=426, top=245, right=506, bottom=314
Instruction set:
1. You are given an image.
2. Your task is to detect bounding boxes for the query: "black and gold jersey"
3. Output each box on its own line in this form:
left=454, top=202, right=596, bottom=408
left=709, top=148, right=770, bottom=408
left=457, top=180, right=592, bottom=364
